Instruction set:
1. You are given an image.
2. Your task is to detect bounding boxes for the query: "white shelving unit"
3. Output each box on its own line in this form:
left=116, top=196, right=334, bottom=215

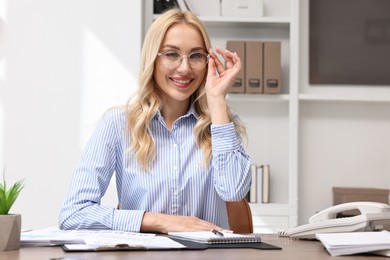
left=143, top=0, right=390, bottom=233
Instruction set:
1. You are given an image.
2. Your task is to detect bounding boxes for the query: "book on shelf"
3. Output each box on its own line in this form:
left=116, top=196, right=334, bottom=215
left=316, top=231, right=390, bottom=257
left=246, top=164, right=270, bottom=203
left=249, top=164, right=257, bottom=202
left=261, top=164, right=270, bottom=203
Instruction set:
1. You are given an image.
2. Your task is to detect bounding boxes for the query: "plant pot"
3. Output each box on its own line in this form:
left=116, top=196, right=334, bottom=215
left=0, top=214, right=21, bottom=251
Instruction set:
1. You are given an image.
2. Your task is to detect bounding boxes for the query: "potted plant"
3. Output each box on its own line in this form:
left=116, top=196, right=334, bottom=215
left=0, top=166, right=24, bottom=251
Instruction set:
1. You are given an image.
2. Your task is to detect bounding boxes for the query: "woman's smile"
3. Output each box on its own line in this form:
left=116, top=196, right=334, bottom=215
left=170, top=77, right=193, bottom=89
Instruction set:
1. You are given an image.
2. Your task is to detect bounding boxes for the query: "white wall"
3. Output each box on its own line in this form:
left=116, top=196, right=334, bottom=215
left=0, top=0, right=142, bottom=230
left=298, top=0, right=390, bottom=224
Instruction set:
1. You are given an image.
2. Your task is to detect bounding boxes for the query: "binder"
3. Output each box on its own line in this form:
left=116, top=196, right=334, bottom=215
left=245, top=41, right=263, bottom=94
left=226, top=41, right=245, bottom=93
left=261, top=165, right=270, bottom=203
left=249, top=164, right=258, bottom=203
left=263, top=42, right=281, bottom=94
left=256, top=165, right=263, bottom=203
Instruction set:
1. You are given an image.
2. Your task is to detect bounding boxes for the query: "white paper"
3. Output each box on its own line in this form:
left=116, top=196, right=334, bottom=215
left=21, top=227, right=155, bottom=246
left=316, top=231, right=390, bottom=256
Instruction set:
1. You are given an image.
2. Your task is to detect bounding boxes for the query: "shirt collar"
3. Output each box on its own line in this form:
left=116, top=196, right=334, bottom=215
left=155, top=103, right=199, bottom=121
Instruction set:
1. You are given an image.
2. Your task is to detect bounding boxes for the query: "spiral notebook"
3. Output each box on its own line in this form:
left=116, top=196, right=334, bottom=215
left=168, top=231, right=262, bottom=244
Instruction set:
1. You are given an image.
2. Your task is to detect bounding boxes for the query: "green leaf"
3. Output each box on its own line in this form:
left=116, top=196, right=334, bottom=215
left=0, top=166, right=24, bottom=215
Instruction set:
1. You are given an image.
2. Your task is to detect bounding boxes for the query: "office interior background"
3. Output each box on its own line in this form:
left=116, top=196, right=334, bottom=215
left=1, top=0, right=389, bottom=231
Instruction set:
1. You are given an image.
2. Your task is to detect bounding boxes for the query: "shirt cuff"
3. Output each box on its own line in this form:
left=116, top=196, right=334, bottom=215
left=112, top=209, right=145, bottom=232
left=211, top=122, right=240, bottom=152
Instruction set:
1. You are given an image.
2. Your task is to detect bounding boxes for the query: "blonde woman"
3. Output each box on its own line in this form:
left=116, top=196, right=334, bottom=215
left=60, top=9, right=251, bottom=233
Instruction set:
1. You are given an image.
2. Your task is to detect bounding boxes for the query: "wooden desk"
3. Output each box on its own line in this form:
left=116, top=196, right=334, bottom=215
left=0, top=234, right=385, bottom=260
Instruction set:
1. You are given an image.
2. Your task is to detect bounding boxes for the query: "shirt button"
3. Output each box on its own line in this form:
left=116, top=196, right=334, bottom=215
left=174, top=166, right=178, bottom=171
left=173, top=143, right=177, bottom=148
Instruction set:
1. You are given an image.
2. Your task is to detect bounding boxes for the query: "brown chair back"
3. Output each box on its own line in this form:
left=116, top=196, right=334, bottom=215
left=226, top=199, right=253, bottom=233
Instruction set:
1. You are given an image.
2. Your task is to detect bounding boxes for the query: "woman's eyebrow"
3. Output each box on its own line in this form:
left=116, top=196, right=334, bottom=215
left=160, top=44, right=180, bottom=50
left=160, top=44, right=206, bottom=52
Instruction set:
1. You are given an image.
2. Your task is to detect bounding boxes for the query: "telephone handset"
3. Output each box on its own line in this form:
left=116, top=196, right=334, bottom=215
left=278, top=201, right=390, bottom=239
left=309, top=201, right=390, bottom=223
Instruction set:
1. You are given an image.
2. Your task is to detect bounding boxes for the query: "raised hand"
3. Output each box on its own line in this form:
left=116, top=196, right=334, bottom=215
left=205, top=46, right=242, bottom=98
left=204, top=47, right=242, bottom=124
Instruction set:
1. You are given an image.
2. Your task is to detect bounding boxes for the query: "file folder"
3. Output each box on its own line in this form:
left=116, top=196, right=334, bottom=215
left=263, top=42, right=281, bottom=94
left=245, top=41, right=263, bottom=94
left=226, top=41, right=245, bottom=93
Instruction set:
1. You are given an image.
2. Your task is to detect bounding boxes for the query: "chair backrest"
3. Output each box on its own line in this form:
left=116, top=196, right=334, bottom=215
left=226, top=199, right=253, bottom=233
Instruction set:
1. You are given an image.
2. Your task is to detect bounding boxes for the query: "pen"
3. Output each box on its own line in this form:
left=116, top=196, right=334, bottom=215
left=212, top=229, right=224, bottom=237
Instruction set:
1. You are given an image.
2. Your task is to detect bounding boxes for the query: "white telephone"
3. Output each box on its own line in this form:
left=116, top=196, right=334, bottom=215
left=278, top=201, right=390, bottom=239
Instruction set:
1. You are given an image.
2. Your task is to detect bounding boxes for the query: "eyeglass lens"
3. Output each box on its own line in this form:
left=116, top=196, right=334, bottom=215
left=159, top=51, right=209, bottom=69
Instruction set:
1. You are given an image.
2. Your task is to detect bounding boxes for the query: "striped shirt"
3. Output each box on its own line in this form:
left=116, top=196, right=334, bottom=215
left=59, top=105, right=251, bottom=232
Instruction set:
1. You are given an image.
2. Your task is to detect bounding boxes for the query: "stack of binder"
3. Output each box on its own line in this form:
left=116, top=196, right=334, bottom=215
left=226, top=40, right=281, bottom=94
left=246, top=164, right=270, bottom=203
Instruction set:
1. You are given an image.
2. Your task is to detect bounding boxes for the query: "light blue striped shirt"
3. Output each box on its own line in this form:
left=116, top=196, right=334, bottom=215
left=59, top=105, right=251, bottom=232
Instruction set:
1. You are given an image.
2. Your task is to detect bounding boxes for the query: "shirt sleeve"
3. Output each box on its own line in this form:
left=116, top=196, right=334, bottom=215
left=210, top=122, right=251, bottom=201
left=59, top=110, right=145, bottom=232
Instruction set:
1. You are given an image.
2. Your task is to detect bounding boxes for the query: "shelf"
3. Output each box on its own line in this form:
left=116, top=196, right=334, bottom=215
left=227, top=94, right=290, bottom=102
left=299, top=94, right=390, bottom=103
left=199, top=16, right=290, bottom=26
left=152, top=14, right=290, bottom=27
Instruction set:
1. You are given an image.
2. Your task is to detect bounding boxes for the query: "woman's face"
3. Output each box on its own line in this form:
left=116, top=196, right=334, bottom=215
left=154, top=23, right=207, bottom=106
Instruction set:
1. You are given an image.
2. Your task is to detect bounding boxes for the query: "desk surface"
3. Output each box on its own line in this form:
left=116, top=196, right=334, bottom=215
left=0, top=234, right=386, bottom=260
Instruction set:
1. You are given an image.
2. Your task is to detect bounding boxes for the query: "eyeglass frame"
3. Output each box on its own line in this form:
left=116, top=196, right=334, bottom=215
left=157, top=50, right=210, bottom=70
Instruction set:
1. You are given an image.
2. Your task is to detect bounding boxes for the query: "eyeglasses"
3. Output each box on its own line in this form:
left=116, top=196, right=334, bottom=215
left=157, top=51, right=210, bottom=70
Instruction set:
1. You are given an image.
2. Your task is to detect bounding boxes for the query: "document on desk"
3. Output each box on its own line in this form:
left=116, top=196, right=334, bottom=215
left=21, top=227, right=86, bottom=245
left=316, top=231, right=390, bottom=257
left=62, top=236, right=186, bottom=251
left=22, top=227, right=186, bottom=251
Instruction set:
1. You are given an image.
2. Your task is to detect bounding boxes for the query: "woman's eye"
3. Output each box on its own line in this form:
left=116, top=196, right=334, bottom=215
left=190, top=53, right=203, bottom=59
left=165, top=52, right=180, bottom=58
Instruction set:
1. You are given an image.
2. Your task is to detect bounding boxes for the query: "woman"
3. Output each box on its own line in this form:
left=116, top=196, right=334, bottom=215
left=59, top=9, right=251, bottom=233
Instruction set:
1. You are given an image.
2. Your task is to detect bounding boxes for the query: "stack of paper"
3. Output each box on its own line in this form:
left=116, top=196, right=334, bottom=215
left=316, top=231, right=390, bottom=256
left=21, top=227, right=186, bottom=251
left=21, top=227, right=155, bottom=246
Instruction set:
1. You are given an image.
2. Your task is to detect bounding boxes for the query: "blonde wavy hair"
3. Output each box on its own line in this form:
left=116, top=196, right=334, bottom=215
left=127, top=8, right=246, bottom=170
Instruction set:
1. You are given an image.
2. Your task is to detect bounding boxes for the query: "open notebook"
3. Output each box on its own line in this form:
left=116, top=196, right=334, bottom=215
left=168, top=231, right=262, bottom=244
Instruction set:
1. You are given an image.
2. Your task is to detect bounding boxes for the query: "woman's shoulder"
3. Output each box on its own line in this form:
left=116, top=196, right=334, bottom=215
left=101, top=106, right=127, bottom=126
